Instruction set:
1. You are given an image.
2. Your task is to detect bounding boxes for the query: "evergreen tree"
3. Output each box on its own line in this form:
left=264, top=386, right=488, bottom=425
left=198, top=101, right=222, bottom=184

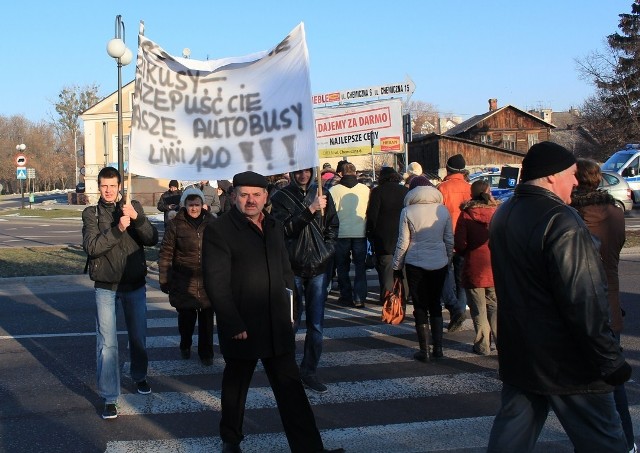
left=577, top=1, right=640, bottom=155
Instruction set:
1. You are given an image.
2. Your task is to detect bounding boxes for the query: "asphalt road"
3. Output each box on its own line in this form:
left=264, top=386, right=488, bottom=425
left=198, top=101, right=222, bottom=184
left=1, top=258, right=640, bottom=453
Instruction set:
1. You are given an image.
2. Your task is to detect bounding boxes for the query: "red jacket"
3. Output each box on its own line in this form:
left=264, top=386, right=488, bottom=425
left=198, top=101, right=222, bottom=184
left=454, top=199, right=498, bottom=288
left=438, top=173, right=471, bottom=232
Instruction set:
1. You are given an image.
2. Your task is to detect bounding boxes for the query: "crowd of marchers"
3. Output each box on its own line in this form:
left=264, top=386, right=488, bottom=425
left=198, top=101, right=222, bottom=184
left=81, top=140, right=636, bottom=453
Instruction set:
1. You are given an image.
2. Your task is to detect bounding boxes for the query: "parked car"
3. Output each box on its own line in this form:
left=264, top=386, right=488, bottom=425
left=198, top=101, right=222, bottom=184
left=493, top=170, right=633, bottom=213
left=601, top=170, right=633, bottom=212
left=468, top=167, right=517, bottom=199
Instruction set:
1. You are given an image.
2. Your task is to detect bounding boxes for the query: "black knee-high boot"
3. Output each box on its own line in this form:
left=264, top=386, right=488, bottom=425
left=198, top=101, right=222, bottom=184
left=431, top=317, right=444, bottom=358
left=413, top=323, right=431, bottom=362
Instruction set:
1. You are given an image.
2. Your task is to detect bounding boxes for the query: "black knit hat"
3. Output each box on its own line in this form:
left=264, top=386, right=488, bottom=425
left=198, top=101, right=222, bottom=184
left=233, top=171, right=268, bottom=188
left=446, top=154, right=466, bottom=172
left=379, top=166, right=397, bottom=179
left=169, top=179, right=179, bottom=188
left=521, top=141, right=576, bottom=182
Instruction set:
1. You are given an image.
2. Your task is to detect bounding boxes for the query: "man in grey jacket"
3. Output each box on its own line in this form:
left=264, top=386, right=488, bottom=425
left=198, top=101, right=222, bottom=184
left=82, top=166, right=158, bottom=420
left=487, top=142, right=630, bottom=452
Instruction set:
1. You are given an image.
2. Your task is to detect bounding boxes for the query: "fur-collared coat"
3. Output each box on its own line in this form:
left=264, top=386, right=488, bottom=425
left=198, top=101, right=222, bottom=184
left=454, top=198, right=499, bottom=288
left=571, top=189, right=626, bottom=333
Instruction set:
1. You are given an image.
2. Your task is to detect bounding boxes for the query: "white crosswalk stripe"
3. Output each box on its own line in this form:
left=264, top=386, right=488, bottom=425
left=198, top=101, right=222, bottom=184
left=104, top=270, right=633, bottom=453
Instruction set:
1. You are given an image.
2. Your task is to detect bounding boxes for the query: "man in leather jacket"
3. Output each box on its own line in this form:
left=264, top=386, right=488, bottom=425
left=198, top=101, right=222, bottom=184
left=487, top=142, right=631, bottom=452
left=270, top=168, right=339, bottom=393
left=82, top=166, right=159, bottom=420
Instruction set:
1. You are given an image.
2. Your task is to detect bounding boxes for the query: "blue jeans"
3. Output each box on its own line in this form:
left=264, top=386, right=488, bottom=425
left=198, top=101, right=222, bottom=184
left=95, top=286, right=148, bottom=403
left=440, top=254, right=467, bottom=316
left=293, top=273, right=327, bottom=378
left=335, top=237, right=368, bottom=303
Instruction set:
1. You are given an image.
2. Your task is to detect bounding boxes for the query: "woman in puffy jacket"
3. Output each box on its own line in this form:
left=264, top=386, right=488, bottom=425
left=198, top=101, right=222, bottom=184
left=159, top=187, right=216, bottom=365
left=392, top=176, right=453, bottom=362
left=455, top=180, right=499, bottom=356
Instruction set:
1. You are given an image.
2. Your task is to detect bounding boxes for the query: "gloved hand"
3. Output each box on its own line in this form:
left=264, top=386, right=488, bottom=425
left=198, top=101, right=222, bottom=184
left=393, top=269, right=404, bottom=280
left=160, top=284, right=170, bottom=294
left=603, top=361, right=632, bottom=386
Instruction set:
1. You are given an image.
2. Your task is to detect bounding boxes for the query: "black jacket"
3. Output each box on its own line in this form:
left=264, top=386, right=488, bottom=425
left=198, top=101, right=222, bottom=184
left=366, top=180, right=408, bottom=255
left=157, top=189, right=182, bottom=226
left=82, top=199, right=159, bottom=291
left=489, top=184, right=624, bottom=395
left=202, top=207, right=295, bottom=359
left=270, top=173, right=339, bottom=278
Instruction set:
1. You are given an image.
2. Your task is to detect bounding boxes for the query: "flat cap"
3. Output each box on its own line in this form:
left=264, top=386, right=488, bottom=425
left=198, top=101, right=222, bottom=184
left=232, top=171, right=268, bottom=188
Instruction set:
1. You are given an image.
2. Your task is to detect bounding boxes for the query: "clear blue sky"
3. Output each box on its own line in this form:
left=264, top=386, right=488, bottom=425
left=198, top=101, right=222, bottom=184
left=0, top=0, right=629, bottom=123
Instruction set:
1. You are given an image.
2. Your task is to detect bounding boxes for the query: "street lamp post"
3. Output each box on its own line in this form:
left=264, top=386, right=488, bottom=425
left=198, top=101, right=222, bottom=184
left=16, top=143, right=26, bottom=209
left=106, top=15, right=133, bottom=196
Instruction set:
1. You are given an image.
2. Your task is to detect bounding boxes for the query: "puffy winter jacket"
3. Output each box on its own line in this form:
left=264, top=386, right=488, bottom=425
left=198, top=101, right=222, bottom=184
left=158, top=209, right=215, bottom=309
left=392, top=186, right=453, bottom=271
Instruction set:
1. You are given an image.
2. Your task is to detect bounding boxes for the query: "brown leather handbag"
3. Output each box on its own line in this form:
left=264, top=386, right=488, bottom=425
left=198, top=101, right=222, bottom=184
left=381, top=278, right=405, bottom=325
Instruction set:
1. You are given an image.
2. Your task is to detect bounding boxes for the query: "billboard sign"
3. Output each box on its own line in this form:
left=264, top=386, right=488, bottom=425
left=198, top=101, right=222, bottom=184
left=314, top=99, right=404, bottom=158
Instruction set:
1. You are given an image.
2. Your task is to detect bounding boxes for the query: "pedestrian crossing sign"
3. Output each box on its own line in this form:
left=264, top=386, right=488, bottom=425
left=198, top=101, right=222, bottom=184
left=16, top=167, right=27, bottom=180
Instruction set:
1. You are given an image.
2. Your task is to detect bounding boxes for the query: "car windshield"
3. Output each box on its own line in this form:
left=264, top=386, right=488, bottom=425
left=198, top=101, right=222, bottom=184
left=601, top=151, right=636, bottom=171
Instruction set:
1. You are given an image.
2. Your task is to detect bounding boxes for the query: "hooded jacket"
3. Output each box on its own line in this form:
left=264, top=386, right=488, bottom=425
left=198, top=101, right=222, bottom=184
left=454, top=198, right=499, bottom=288
left=270, top=168, right=339, bottom=277
left=571, top=189, right=626, bottom=333
left=392, top=186, right=453, bottom=272
left=158, top=208, right=215, bottom=309
left=329, top=174, right=370, bottom=238
left=489, top=184, right=625, bottom=395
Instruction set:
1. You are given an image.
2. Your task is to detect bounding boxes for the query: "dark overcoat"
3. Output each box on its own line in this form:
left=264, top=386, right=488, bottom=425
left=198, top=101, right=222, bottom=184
left=202, top=206, right=295, bottom=359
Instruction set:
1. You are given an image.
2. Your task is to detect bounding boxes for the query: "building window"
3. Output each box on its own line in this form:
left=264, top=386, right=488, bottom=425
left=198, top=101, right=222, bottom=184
left=110, top=134, right=130, bottom=169
left=528, top=133, right=539, bottom=148
left=480, top=134, right=493, bottom=144
left=503, top=133, right=516, bottom=150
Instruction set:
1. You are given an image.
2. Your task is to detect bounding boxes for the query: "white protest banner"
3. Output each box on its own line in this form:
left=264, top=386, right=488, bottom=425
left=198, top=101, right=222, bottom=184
left=314, top=99, right=404, bottom=158
left=129, top=23, right=318, bottom=180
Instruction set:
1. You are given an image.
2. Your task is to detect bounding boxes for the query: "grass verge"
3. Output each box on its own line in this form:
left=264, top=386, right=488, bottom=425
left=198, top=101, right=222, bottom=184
left=1, top=208, right=83, bottom=219
left=0, top=245, right=160, bottom=278
left=0, top=233, right=639, bottom=278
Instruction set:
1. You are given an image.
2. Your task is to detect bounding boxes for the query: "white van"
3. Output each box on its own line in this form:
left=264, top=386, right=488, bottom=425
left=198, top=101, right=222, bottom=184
left=600, top=144, right=640, bottom=203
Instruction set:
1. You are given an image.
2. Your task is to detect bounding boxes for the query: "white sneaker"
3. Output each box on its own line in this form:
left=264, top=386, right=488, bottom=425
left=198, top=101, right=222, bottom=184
left=630, top=443, right=637, bottom=453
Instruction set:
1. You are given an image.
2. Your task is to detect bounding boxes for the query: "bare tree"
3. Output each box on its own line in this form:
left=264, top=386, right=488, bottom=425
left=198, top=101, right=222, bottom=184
left=407, top=100, right=440, bottom=135
left=51, top=84, right=100, bottom=187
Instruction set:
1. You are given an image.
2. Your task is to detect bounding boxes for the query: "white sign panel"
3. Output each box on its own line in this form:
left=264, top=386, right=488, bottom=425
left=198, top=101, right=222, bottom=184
left=314, top=99, right=404, bottom=158
left=130, top=23, right=318, bottom=180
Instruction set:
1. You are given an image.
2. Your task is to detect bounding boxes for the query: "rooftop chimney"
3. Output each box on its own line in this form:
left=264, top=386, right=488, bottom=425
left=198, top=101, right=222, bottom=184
left=489, top=98, right=498, bottom=111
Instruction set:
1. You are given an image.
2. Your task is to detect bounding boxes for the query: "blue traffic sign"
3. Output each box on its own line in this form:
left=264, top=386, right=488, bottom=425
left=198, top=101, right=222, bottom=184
left=16, top=168, right=27, bottom=180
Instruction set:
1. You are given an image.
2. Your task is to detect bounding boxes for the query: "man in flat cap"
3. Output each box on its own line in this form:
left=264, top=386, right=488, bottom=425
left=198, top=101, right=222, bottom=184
left=202, top=171, right=344, bottom=453
left=487, top=142, right=630, bottom=452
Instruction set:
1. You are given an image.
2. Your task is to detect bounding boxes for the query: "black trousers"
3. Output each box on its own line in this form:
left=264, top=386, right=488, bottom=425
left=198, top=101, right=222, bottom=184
left=177, top=307, right=214, bottom=359
left=405, top=263, right=447, bottom=325
left=219, top=350, right=323, bottom=452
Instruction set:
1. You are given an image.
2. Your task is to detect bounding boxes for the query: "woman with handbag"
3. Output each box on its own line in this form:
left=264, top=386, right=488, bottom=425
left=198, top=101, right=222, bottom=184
left=392, top=176, right=453, bottom=362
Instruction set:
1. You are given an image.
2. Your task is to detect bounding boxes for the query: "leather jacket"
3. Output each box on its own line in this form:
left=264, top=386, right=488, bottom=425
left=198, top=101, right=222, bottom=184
left=270, top=171, right=339, bottom=278
left=489, top=184, right=624, bottom=394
